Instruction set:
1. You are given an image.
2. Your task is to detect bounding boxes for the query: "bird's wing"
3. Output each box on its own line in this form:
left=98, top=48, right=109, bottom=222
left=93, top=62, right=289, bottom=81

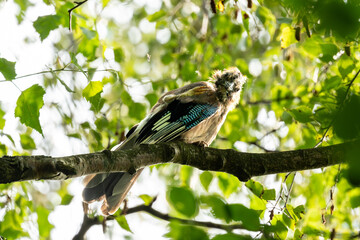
left=132, top=98, right=218, bottom=144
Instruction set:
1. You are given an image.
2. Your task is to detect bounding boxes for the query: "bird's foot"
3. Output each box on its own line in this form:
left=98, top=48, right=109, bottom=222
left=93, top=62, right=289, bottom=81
left=192, top=141, right=208, bottom=147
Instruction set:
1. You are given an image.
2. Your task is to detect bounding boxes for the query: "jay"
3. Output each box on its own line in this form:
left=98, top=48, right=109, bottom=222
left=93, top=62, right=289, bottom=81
left=83, top=67, right=246, bottom=215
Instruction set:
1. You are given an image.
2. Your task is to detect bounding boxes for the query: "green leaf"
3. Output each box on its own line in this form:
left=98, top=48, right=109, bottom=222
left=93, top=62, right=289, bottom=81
left=180, top=61, right=197, bottom=81
left=349, top=189, right=360, bottom=208
left=120, top=90, right=134, bottom=106
left=166, top=222, right=209, bottom=240
left=288, top=106, right=313, bottom=123
left=128, top=102, right=146, bottom=120
left=245, top=180, right=264, bottom=198
left=114, top=48, right=125, bottom=62
left=80, top=27, right=97, bottom=40
left=102, top=0, right=110, bottom=7
left=147, top=10, right=167, bottom=22
left=116, top=215, right=132, bottom=233
left=180, top=165, right=193, bottom=186
left=37, top=206, right=54, bottom=238
left=139, top=194, right=154, bottom=206
left=83, top=81, right=103, bottom=101
left=14, top=0, right=34, bottom=23
left=319, top=43, right=339, bottom=62
left=217, top=172, right=240, bottom=198
left=268, top=216, right=288, bottom=239
left=67, top=133, right=82, bottom=139
left=212, top=233, right=252, bottom=240
left=249, top=194, right=267, bottom=211
left=0, top=210, right=29, bottom=238
left=228, top=204, right=260, bottom=230
left=167, top=186, right=198, bottom=218
left=200, top=195, right=230, bottom=222
left=0, top=106, right=5, bottom=130
left=200, top=171, right=213, bottom=191
left=280, top=26, right=297, bottom=49
left=262, top=189, right=276, bottom=201
left=15, top=84, right=45, bottom=135
left=338, top=58, right=355, bottom=79
left=0, top=58, right=16, bottom=80
left=89, top=92, right=105, bottom=113
left=20, top=134, right=36, bottom=150
left=60, top=194, right=74, bottom=205
left=145, top=93, right=158, bottom=107
left=323, top=76, right=342, bottom=90
left=334, top=94, right=360, bottom=140
left=33, top=15, right=62, bottom=41
left=161, top=53, right=173, bottom=65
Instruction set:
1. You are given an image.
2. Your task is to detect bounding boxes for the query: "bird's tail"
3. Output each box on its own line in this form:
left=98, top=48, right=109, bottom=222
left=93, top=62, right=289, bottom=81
left=82, top=169, right=143, bottom=215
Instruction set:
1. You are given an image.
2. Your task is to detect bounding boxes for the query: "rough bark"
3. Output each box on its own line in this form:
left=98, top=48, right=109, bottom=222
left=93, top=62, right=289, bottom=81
left=0, top=141, right=357, bottom=184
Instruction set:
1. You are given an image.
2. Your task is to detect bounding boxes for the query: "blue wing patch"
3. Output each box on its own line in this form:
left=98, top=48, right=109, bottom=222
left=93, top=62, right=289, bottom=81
left=135, top=100, right=218, bottom=144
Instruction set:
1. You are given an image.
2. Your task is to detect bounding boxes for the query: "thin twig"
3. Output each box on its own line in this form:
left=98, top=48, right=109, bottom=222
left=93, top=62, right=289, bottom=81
left=0, top=68, right=118, bottom=83
left=246, top=96, right=301, bottom=105
left=75, top=198, right=264, bottom=239
left=68, top=0, right=89, bottom=31
left=72, top=214, right=102, bottom=240
left=249, top=128, right=280, bottom=152
left=314, top=69, right=360, bottom=148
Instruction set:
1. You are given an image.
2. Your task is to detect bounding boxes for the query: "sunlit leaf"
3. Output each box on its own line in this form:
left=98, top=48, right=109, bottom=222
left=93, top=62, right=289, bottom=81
left=14, top=0, right=34, bottom=23
left=114, top=48, right=125, bottom=62
left=83, top=81, right=103, bottom=101
left=245, top=180, right=264, bottom=198
left=15, top=84, right=45, bottom=135
left=37, top=206, right=54, bottom=238
left=338, top=57, right=355, bottom=79
left=200, top=171, right=213, bottom=191
left=33, top=15, right=62, bottom=41
left=0, top=106, right=5, bottom=130
left=180, top=165, right=193, bottom=186
left=116, top=215, right=132, bottom=233
left=139, top=194, right=154, bottom=206
left=0, top=58, right=16, bottom=80
left=217, top=172, right=240, bottom=198
left=147, top=10, right=167, bottom=22
left=262, top=189, right=276, bottom=201
left=60, top=194, right=74, bottom=205
left=280, top=26, right=296, bottom=49
left=217, top=0, right=225, bottom=12
left=20, top=134, right=36, bottom=150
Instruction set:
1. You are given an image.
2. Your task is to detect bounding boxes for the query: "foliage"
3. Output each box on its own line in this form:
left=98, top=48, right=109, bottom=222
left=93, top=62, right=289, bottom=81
left=0, top=0, right=360, bottom=239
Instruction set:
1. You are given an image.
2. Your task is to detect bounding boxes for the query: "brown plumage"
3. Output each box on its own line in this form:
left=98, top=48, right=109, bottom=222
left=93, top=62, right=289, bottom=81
left=83, top=67, right=246, bottom=215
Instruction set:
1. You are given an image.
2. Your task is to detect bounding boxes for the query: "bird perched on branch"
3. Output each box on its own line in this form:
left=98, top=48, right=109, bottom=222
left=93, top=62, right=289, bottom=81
left=83, top=67, right=246, bottom=215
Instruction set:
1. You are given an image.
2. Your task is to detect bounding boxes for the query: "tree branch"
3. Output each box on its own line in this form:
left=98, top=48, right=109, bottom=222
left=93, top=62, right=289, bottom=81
left=73, top=197, right=263, bottom=239
left=122, top=202, right=258, bottom=232
left=0, top=140, right=357, bottom=184
left=68, top=0, right=88, bottom=31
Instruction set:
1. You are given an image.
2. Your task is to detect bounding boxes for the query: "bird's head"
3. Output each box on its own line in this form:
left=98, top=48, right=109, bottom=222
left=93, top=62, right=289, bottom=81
left=213, top=67, right=247, bottom=105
